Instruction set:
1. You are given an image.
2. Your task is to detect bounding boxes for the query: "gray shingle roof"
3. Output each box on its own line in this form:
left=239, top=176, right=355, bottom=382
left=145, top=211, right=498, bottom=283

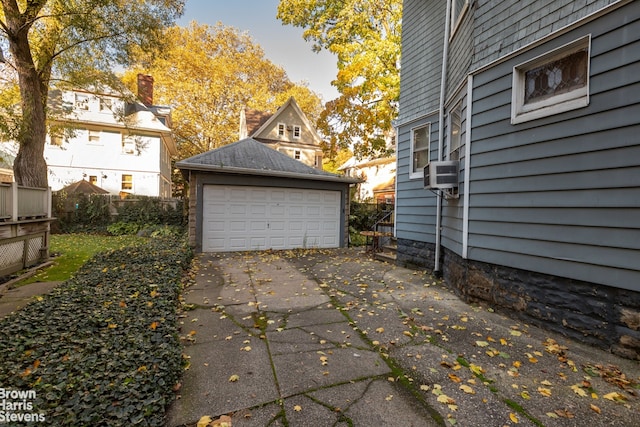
left=176, top=138, right=360, bottom=183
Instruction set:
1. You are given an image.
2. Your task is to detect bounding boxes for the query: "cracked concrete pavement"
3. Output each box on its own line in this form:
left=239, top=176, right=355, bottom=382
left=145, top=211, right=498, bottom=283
left=165, top=248, right=640, bottom=427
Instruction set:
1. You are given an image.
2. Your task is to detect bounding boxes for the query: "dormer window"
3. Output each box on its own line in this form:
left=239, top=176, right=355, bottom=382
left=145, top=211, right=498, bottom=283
left=277, top=123, right=286, bottom=137
left=293, top=125, right=301, bottom=139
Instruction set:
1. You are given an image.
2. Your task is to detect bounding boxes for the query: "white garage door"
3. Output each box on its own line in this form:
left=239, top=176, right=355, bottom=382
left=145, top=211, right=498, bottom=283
left=202, top=185, right=341, bottom=252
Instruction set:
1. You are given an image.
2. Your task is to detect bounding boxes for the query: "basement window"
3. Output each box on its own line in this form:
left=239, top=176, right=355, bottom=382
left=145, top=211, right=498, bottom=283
left=512, top=36, right=590, bottom=124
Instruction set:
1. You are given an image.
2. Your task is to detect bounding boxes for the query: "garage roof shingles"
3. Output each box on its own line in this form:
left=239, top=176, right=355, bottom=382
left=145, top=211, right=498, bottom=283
left=177, top=138, right=360, bottom=183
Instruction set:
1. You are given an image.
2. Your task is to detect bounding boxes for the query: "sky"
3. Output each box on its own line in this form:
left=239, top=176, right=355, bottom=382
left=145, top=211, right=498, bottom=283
left=177, top=0, right=340, bottom=101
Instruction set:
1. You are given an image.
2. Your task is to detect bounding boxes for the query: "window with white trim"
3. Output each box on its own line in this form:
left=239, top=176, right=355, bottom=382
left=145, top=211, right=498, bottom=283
left=294, top=150, right=301, bottom=160
left=511, top=36, right=590, bottom=124
left=293, top=125, right=301, bottom=139
left=88, top=130, right=101, bottom=144
left=277, top=123, right=286, bottom=137
left=75, top=93, right=90, bottom=110
left=122, top=135, right=136, bottom=154
left=410, top=123, right=431, bottom=177
left=451, top=0, right=469, bottom=37
left=121, top=174, right=133, bottom=191
left=449, top=100, right=463, bottom=161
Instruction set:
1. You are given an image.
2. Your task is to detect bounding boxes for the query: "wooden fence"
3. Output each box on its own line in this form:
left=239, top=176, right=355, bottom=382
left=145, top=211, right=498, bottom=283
left=0, top=183, right=52, bottom=278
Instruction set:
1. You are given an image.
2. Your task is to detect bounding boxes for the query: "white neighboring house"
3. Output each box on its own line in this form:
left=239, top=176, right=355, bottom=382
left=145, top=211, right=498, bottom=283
left=2, top=76, right=177, bottom=197
left=339, top=155, right=396, bottom=204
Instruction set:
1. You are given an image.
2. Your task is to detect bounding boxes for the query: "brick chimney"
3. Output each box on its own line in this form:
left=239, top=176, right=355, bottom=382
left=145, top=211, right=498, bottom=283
left=137, top=74, right=154, bottom=107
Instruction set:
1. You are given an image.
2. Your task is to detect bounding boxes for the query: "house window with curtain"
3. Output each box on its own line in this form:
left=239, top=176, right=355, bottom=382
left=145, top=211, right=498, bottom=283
left=410, top=123, right=431, bottom=178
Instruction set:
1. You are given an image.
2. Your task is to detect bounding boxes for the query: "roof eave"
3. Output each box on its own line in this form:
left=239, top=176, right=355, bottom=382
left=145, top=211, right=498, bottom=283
left=175, top=161, right=362, bottom=184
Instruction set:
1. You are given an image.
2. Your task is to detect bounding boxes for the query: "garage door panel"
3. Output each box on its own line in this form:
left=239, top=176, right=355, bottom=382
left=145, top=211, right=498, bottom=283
left=203, top=185, right=341, bottom=252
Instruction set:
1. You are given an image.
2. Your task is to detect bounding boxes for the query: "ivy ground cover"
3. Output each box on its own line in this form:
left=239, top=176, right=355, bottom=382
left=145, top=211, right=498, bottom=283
left=0, top=235, right=193, bottom=426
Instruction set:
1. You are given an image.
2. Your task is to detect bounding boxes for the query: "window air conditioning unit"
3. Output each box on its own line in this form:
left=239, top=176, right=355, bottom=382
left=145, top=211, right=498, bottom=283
left=424, top=160, right=459, bottom=190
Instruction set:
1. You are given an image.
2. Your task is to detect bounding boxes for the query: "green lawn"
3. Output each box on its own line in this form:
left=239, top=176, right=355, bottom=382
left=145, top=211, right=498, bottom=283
left=21, top=234, right=147, bottom=284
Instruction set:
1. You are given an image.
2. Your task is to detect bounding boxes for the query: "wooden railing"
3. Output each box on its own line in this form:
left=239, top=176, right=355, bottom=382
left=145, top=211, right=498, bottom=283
left=0, top=182, right=51, bottom=222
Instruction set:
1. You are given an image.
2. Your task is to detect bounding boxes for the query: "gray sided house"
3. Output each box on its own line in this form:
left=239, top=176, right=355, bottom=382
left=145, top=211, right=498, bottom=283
left=177, top=138, right=359, bottom=253
left=396, top=0, right=639, bottom=359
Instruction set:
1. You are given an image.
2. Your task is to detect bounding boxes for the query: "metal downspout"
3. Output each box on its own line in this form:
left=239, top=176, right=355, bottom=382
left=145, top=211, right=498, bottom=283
left=435, top=0, right=452, bottom=273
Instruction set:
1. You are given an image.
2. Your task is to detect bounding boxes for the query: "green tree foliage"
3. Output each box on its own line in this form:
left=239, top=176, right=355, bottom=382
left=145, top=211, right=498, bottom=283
left=123, top=22, right=323, bottom=160
left=277, top=0, right=402, bottom=159
left=0, top=0, right=184, bottom=187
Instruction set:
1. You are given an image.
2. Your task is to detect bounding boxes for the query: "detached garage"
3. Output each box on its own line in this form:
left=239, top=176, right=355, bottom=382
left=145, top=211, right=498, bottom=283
left=177, top=138, right=360, bottom=253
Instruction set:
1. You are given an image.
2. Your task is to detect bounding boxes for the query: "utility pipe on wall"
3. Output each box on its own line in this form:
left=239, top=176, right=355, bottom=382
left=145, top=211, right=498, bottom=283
left=434, top=0, right=452, bottom=273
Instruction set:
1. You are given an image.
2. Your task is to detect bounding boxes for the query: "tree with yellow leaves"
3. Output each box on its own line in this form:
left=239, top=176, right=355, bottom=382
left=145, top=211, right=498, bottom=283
left=123, top=22, right=323, bottom=160
left=277, top=0, right=402, bottom=159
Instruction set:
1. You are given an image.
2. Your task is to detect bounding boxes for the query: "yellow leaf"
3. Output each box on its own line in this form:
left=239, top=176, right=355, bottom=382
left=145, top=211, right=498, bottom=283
left=510, top=413, right=519, bottom=423
left=108, top=323, right=117, bottom=329
left=546, top=412, right=559, bottom=418
left=603, top=392, right=626, bottom=402
left=294, top=405, right=302, bottom=412
left=510, top=330, right=522, bottom=337
left=420, top=384, right=430, bottom=391
left=540, top=380, right=552, bottom=386
left=228, top=374, right=239, bottom=382
left=538, top=387, right=552, bottom=397
left=376, top=327, right=385, bottom=333
left=500, top=338, right=508, bottom=346
left=197, top=416, right=212, bottom=427
left=520, top=391, right=530, bottom=400
left=571, top=384, right=588, bottom=397
left=590, top=404, right=601, bottom=414
left=150, top=321, right=159, bottom=330
left=469, top=364, right=484, bottom=375
left=459, top=384, right=475, bottom=394
left=437, top=394, right=456, bottom=405
left=476, top=341, right=489, bottom=347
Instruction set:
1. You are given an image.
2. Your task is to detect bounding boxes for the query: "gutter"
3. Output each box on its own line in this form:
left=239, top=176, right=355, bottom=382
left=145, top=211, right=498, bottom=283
left=435, top=0, right=452, bottom=274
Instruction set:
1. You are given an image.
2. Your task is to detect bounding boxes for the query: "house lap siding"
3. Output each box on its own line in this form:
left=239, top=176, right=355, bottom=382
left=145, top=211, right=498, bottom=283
left=395, top=0, right=446, bottom=267
left=397, top=0, right=446, bottom=124
left=472, top=0, right=621, bottom=70
left=468, top=4, right=640, bottom=292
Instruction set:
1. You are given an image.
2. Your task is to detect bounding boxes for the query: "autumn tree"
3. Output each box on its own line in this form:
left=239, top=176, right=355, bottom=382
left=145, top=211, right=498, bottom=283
left=123, top=22, right=323, bottom=160
left=0, top=0, right=184, bottom=187
left=277, top=0, right=402, bottom=159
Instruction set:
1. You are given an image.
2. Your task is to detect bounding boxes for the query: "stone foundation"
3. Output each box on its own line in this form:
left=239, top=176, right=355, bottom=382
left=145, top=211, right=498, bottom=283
left=442, top=249, right=640, bottom=360
left=395, top=238, right=640, bottom=360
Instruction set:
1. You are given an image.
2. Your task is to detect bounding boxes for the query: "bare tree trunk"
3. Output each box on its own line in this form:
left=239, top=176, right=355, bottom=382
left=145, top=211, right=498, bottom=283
left=3, top=0, right=50, bottom=188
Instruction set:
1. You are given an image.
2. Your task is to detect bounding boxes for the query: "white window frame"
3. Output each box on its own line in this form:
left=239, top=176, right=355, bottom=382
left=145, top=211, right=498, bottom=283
left=277, top=123, right=286, bottom=137
left=293, top=125, right=301, bottom=139
left=294, top=149, right=301, bottom=160
left=450, top=0, right=469, bottom=38
left=121, top=174, right=133, bottom=191
left=75, top=93, right=90, bottom=110
left=511, top=35, right=591, bottom=124
left=122, top=135, right=136, bottom=154
left=88, top=130, right=101, bottom=144
left=409, top=123, right=431, bottom=179
left=448, top=99, right=464, bottom=161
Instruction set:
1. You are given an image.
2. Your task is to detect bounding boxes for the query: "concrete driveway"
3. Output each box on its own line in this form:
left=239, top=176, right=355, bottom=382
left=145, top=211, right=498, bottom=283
left=166, top=248, right=640, bottom=427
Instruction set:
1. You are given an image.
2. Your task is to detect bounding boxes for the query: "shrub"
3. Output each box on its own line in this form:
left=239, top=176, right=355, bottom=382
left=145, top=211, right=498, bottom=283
left=0, top=235, right=193, bottom=426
